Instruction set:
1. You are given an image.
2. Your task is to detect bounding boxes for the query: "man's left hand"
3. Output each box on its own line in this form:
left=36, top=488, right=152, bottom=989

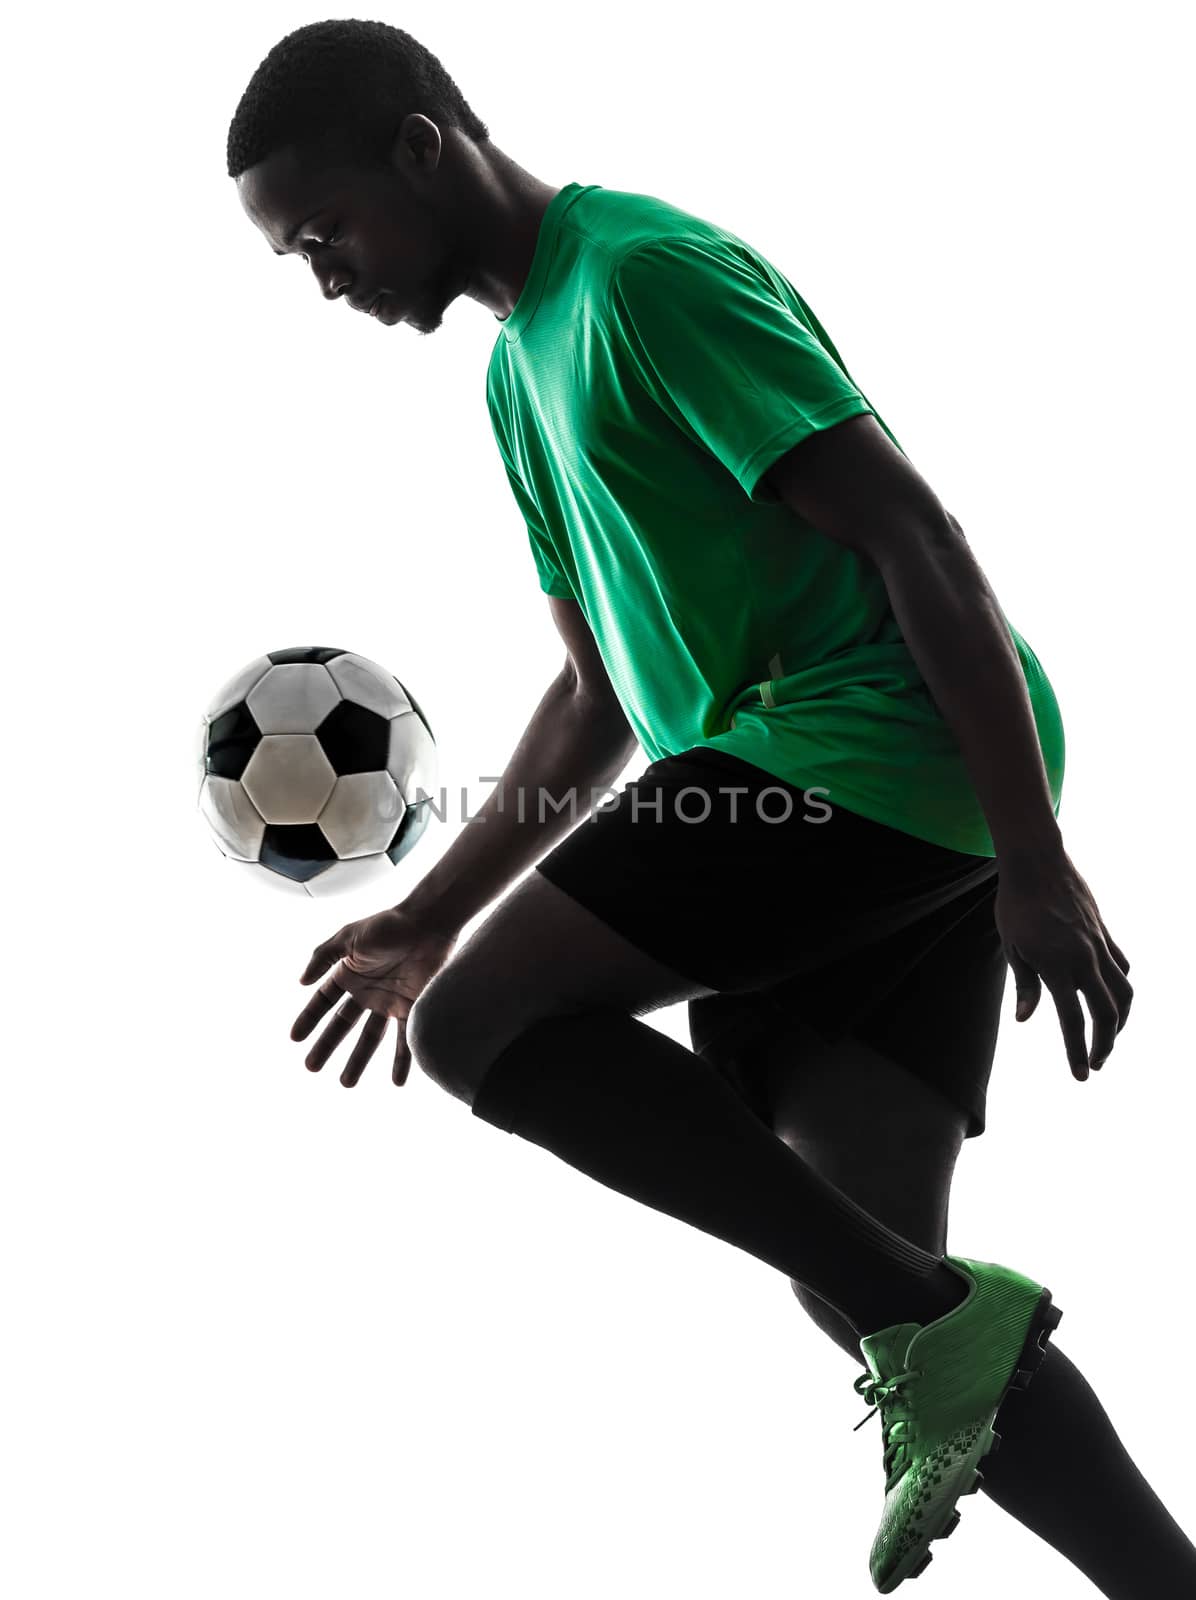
left=995, top=854, right=1134, bottom=1081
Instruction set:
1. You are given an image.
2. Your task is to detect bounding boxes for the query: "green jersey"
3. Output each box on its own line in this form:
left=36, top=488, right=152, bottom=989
left=486, top=181, right=1065, bottom=857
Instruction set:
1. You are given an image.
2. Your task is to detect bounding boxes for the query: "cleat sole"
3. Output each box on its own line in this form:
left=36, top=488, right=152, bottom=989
left=993, top=1291, right=1063, bottom=1425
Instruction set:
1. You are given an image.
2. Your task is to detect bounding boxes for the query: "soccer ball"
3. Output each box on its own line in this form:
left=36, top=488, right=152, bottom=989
left=195, top=645, right=438, bottom=898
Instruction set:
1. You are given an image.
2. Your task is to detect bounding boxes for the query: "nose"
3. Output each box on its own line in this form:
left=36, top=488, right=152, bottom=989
left=311, top=258, right=351, bottom=302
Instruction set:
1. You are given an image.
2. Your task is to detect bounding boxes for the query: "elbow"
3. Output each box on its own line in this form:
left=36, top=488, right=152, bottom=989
left=853, top=506, right=961, bottom=574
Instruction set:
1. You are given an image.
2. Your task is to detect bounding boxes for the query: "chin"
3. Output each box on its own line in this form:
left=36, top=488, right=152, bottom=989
left=411, top=308, right=444, bottom=336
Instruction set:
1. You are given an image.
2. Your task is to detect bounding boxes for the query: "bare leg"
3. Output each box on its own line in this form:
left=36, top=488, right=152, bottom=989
left=751, top=1018, right=1196, bottom=1600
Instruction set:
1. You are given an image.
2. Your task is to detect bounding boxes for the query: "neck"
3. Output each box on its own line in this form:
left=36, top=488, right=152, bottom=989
left=453, top=139, right=562, bottom=320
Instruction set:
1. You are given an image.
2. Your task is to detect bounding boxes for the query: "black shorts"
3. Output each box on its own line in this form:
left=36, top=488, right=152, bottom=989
left=534, top=747, right=1008, bottom=1140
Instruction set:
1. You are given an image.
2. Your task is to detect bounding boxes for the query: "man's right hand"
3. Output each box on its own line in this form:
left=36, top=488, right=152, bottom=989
left=290, top=903, right=460, bottom=1088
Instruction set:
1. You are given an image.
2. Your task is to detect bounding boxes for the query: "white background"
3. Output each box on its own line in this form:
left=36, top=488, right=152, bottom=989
left=6, top=2, right=1193, bottom=1596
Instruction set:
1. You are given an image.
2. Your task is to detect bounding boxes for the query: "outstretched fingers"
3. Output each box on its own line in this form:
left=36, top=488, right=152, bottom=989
left=297, top=982, right=367, bottom=1074
left=393, top=1014, right=412, bottom=1087
left=1082, top=972, right=1121, bottom=1072
left=299, top=931, right=348, bottom=987
left=1099, top=924, right=1134, bottom=1037
left=1047, top=982, right=1092, bottom=1082
left=291, top=974, right=347, bottom=1043
left=341, top=1010, right=390, bottom=1088
left=1100, top=919, right=1131, bottom=977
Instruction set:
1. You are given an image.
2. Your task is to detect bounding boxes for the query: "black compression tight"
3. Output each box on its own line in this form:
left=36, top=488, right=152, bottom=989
left=763, top=1021, right=1196, bottom=1600
left=468, top=1007, right=1196, bottom=1598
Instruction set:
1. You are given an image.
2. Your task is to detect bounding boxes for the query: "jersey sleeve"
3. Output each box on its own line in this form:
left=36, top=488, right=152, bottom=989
left=504, top=454, right=576, bottom=598
left=607, top=235, right=875, bottom=504
left=488, top=410, right=576, bottom=599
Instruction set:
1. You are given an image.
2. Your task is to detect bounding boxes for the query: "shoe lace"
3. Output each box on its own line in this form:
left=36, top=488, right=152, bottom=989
left=852, top=1367, right=921, bottom=1490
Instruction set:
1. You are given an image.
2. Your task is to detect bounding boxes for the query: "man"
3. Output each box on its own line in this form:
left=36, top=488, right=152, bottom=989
left=228, top=19, right=1193, bottom=1594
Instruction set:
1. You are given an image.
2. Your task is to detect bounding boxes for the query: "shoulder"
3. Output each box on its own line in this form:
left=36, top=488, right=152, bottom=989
left=609, top=227, right=767, bottom=302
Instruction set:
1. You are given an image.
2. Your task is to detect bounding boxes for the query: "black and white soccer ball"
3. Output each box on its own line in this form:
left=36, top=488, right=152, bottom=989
left=195, top=646, right=438, bottom=897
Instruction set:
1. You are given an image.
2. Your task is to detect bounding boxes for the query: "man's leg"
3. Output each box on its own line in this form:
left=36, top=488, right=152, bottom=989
left=751, top=1017, right=1196, bottom=1599
left=406, top=868, right=969, bottom=1342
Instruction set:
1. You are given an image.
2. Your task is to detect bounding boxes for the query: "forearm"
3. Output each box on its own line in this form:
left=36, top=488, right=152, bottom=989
left=873, top=515, right=1065, bottom=869
left=397, top=672, right=639, bottom=935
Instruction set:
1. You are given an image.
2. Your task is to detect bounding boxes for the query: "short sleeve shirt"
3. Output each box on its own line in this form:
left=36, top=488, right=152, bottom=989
left=485, top=182, right=1065, bottom=857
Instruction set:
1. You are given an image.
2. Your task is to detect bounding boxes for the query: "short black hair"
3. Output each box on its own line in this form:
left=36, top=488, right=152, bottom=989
left=227, top=19, right=490, bottom=181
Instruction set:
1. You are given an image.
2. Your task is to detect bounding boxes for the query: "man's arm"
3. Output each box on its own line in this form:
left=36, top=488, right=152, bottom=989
left=761, top=412, right=1064, bottom=869
left=546, top=594, right=630, bottom=720
left=397, top=598, right=636, bottom=936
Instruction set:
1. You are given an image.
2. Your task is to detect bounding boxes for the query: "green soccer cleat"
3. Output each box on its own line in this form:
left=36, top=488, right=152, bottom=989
left=852, top=1253, right=1063, bottom=1593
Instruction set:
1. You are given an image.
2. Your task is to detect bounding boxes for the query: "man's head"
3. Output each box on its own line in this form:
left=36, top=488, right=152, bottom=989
left=228, top=20, right=490, bottom=334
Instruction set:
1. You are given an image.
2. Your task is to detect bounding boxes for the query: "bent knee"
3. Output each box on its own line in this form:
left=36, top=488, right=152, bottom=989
left=406, top=976, right=492, bottom=1107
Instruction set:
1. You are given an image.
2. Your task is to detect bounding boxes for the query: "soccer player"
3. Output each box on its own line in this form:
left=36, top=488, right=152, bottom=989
left=228, top=20, right=1193, bottom=1594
